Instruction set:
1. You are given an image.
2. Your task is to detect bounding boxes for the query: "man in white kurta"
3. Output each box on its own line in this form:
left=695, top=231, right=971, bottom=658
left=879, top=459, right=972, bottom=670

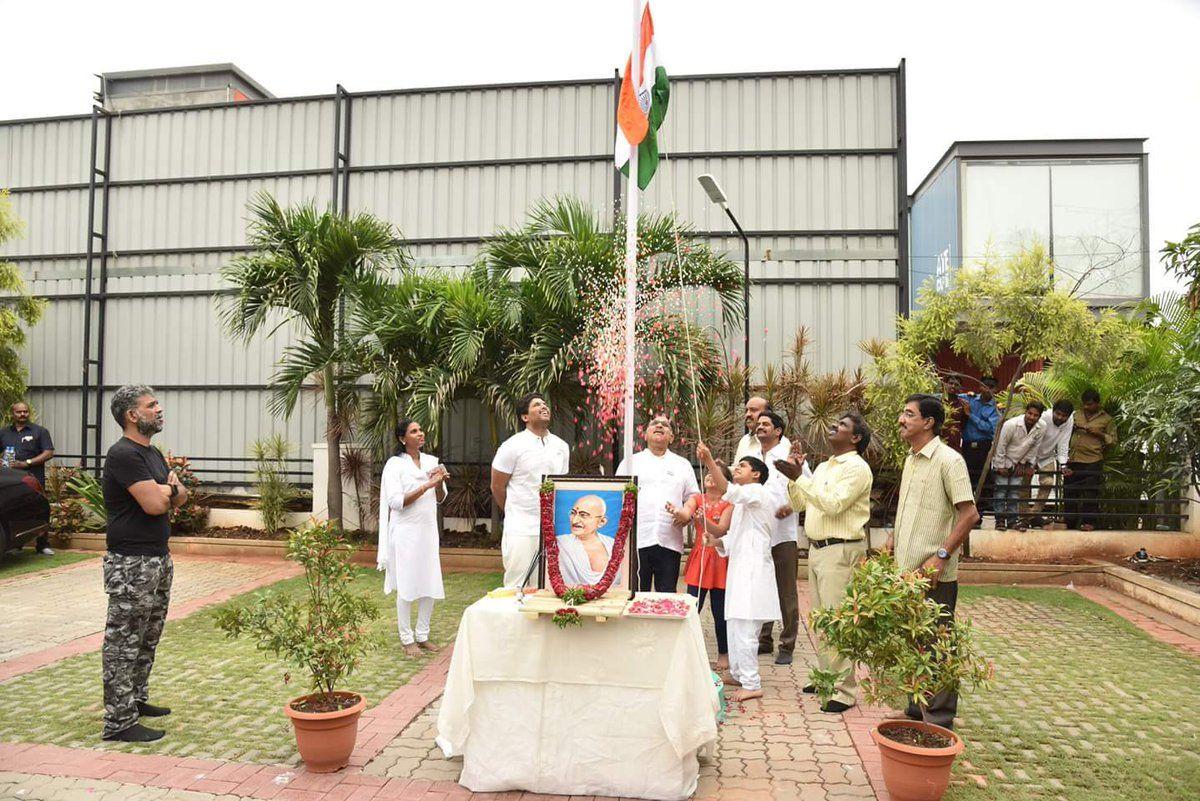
left=491, top=394, right=571, bottom=588
left=696, top=443, right=780, bottom=702
left=616, top=415, right=700, bottom=593
left=742, top=411, right=801, bottom=664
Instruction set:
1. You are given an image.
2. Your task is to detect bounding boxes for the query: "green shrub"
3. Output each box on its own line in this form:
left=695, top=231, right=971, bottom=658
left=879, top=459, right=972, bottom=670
left=808, top=553, right=993, bottom=711
left=215, top=521, right=380, bottom=697
left=252, top=435, right=299, bottom=537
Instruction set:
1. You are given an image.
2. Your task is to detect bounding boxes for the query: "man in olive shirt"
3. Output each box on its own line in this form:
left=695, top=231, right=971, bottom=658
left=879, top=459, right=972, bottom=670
left=1064, top=389, right=1116, bottom=531
left=100, top=385, right=188, bottom=743
left=884, top=394, right=978, bottom=731
left=776, top=412, right=874, bottom=713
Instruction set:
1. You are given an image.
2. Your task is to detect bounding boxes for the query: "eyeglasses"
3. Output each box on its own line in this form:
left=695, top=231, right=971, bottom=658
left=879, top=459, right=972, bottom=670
left=569, top=508, right=601, bottom=521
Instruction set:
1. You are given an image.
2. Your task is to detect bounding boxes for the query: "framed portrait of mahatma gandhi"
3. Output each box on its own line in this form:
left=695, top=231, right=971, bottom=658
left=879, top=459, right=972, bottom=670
left=538, top=475, right=638, bottom=598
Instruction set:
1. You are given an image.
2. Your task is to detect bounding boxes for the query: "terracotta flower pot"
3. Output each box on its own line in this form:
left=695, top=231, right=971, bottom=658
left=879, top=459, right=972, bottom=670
left=870, top=719, right=964, bottom=801
left=284, top=691, right=366, bottom=773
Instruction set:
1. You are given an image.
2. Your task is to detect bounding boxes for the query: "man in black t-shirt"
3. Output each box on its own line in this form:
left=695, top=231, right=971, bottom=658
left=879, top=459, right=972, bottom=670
left=1, top=401, right=56, bottom=554
left=100, top=385, right=189, bottom=743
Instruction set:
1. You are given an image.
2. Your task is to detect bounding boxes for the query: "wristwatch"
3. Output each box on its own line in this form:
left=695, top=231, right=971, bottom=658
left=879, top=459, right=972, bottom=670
left=936, top=547, right=950, bottom=560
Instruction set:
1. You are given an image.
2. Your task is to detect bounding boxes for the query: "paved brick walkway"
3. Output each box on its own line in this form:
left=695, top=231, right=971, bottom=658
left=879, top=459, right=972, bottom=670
left=0, top=556, right=292, bottom=665
left=2, top=578, right=1198, bottom=801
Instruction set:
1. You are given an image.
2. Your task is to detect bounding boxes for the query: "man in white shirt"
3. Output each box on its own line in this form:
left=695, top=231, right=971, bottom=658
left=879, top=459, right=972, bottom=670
left=491, top=393, right=571, bottom=588
left=617, top=415, right=700, bottom=592
left=743, top=411, right=800, bottom=665
left=695, top=441, right=779, bottom=702
left=733, top=396, right=790, bottom=463
left=991, top=401, right=1044, bottom=530
left=1027, top=399, right=1074, bottom=529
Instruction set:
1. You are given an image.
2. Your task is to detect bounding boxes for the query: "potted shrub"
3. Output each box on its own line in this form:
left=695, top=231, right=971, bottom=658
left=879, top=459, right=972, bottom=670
left=809, top=553, right=993, bottom=801
left=216, top=520, right=380, bottom=772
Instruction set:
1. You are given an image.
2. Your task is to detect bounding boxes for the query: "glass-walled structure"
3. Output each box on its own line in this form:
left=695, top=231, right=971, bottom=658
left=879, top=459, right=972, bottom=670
left=909, top=140, right=1149, bottom=310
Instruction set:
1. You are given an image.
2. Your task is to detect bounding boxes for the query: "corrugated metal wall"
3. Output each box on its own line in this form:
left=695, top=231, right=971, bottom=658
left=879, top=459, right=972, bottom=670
left=0, top=68, right=903, bottom=481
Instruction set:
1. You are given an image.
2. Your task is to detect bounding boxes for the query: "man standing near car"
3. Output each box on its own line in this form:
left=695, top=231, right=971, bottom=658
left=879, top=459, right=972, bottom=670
left=100, top=386, right=187, bottom=743
left=1, top=401, right=56, bottom=554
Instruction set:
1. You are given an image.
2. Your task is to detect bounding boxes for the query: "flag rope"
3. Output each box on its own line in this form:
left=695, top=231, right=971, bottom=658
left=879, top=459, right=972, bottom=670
left=658, top=140, right=712, bottom=608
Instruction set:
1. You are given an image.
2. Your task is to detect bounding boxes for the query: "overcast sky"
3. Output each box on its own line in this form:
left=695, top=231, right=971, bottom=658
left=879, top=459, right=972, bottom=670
left=2, top=0, right=1196, bottom=292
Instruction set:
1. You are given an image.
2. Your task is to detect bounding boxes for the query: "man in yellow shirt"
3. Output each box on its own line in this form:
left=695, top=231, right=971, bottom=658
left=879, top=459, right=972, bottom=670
left=884, top=394, right=978, bottom=731
left=774, top=412, right=873, bottom=713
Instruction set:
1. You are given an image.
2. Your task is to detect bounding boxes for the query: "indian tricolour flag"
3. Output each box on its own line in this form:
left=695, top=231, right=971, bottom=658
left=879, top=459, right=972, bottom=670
left=615, top=1, right=669, bottom=191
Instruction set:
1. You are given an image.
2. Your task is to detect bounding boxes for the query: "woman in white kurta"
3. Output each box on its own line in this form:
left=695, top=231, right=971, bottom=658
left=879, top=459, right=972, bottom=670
left=378, top=419, right=447, bottom=657
left=696, top=444, right=780, bottom=701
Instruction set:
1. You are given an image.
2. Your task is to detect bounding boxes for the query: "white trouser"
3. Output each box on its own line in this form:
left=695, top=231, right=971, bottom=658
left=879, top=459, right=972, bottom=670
left=502, top=535, right=540, bottom=589
left=397, top=596, right=435, bottom=645
left=727, top=618, right=767, bottom=691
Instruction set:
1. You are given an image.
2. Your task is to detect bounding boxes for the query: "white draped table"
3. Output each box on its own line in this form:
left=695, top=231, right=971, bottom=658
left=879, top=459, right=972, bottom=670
left=436, top=595, right=720, bottom=801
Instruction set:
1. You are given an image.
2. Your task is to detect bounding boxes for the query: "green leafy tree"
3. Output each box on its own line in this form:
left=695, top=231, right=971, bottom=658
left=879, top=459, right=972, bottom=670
left=902, top=246, right=1137, bottom=498
left=1162, top=222, right=1200, bottom=310
left=1120, top=294, right=1200, bottom=497
left=220, top=193, right=406, bottom=526
left=0, top=190, right=47, bottom=409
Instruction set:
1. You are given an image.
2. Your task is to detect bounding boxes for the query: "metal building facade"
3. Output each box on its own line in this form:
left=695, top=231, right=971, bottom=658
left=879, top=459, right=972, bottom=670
left=0, top=65, right=906, bottom=482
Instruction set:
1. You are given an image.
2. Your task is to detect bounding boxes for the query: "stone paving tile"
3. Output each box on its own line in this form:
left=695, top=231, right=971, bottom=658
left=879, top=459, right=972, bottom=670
left=362, top=585, right=878, bottom=800
left=0, top=557, right=279, bottom=663
left=7, top=581, right=1198, bottom=801
left=936, top=586, right=1200, bottom=800
left=0, top=573, right=494, bottom=765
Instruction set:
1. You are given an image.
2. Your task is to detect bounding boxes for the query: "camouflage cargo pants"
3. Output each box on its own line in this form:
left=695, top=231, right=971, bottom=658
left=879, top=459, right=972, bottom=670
left=102, top=553, right=173, bottom=737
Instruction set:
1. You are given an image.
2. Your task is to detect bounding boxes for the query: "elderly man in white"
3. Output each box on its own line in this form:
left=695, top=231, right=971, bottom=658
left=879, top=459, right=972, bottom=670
left=557, top=494, right=622, bottom=586
left=616, top=415, right=700, bottom=592
left=491, top=393, right=571, bottom=588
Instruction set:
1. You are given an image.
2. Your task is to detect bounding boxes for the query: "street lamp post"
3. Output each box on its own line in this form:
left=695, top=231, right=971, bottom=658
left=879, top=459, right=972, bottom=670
left=697, top=174, right=750, bottom=403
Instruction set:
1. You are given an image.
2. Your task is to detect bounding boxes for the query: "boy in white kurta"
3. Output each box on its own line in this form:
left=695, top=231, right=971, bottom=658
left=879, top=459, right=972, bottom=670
left=696, top=443, right=781, bottom=701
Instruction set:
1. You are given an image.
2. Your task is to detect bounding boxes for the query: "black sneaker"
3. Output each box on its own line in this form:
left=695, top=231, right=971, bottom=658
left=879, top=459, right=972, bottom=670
left=103, top=723, right=165, bottom=742
left=757, top=643, right=773, bottom=655
left=802, top=684, right=817, bottom=694
left=774, top=651, right=793, bottom=666
left=137, top=701, right=172, bottom=717
left=821, top=700, right=854, bottom=714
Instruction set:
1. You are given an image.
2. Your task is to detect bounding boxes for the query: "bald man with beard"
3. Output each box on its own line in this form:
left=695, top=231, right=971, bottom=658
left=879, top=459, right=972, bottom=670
left=556, top=494, right=619, bottom=586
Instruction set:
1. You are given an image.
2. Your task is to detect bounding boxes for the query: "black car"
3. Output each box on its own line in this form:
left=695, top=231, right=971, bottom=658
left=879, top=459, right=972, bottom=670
left=0, top=466, right=51, bottom=562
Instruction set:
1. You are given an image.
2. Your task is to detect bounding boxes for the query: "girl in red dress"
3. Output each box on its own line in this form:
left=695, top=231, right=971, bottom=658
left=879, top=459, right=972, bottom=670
left=671, top=463, right=734, bottom=669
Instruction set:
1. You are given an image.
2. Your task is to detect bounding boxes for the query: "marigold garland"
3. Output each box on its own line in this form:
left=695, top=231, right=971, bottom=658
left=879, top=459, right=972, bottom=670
left=540, top=479, right=636, bottom=603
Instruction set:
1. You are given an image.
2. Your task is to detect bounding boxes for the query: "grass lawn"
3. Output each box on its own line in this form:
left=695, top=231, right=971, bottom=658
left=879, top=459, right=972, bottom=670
left=947, top=586, right=1200, bottom=801
left=0, top=569, right=501, bottom=763
left=0, top=548, right=96, bottom=580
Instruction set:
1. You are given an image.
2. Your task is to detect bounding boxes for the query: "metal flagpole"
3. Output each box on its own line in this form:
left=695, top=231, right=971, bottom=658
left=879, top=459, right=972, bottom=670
left=621, top=0, right=641, bottom=466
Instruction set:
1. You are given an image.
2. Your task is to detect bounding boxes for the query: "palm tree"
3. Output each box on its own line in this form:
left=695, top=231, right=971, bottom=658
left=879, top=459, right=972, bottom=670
left=481, top=197, right=743, bottom=433
left=354, top=197, right=743, bottom=453
left=220, top=192, right=405, bottom=526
